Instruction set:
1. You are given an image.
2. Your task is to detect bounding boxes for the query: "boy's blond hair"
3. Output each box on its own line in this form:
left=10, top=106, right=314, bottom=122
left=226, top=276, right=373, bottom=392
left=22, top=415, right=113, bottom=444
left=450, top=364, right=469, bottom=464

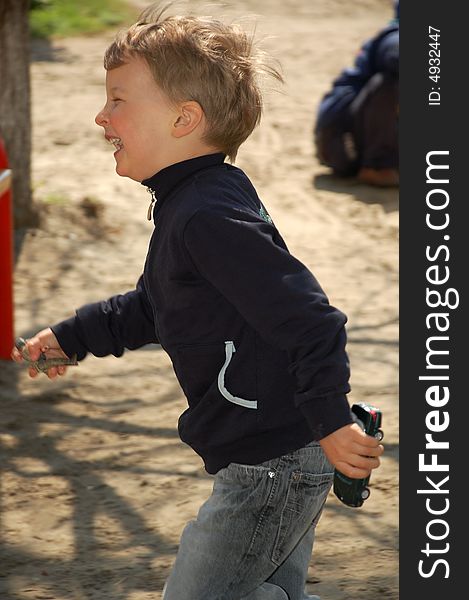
left=104, top=4, right=282, bottom=161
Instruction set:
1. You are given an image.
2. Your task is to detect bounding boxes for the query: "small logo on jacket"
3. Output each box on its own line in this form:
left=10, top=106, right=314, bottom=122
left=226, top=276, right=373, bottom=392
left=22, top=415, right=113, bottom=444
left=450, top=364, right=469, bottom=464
left=259, top=205, right=273, bottom=224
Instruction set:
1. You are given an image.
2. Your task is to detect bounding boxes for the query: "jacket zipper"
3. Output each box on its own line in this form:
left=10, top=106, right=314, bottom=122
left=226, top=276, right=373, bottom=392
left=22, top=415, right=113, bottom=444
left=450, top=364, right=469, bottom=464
left=147, top=188, right=157, bottom=221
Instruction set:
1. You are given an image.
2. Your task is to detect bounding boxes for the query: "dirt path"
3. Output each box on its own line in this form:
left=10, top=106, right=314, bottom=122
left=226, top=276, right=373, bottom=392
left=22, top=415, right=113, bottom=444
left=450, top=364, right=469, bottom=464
left=0, top=2, right=398, bottom=599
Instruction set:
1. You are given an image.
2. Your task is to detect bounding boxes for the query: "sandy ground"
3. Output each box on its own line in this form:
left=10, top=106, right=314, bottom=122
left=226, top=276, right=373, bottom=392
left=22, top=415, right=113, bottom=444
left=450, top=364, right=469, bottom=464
left=0, top=1, right=398, bottom=599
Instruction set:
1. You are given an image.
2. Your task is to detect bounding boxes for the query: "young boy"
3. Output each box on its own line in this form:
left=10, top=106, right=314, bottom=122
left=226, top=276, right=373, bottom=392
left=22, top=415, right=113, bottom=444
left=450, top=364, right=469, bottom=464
left=12, top=6, right=383, bottom=599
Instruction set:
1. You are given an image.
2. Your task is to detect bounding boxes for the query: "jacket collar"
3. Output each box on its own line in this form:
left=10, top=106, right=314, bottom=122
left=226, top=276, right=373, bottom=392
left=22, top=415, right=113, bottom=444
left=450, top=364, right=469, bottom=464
left=141, top=153, right=226, bottom=203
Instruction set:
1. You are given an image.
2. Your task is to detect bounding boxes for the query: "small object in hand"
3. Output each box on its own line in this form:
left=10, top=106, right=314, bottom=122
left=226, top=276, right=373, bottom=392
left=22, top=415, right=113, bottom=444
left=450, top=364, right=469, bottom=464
left=15, top=337, right=79, bottom=373
left=333, top=402, right=383, bottom=508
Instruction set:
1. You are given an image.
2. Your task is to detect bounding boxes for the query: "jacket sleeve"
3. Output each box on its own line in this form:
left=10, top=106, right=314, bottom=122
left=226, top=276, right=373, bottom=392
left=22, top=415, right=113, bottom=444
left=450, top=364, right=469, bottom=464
left=51, top=275, right=158, bottom=361
left=183, top=208, right=352, bottom=439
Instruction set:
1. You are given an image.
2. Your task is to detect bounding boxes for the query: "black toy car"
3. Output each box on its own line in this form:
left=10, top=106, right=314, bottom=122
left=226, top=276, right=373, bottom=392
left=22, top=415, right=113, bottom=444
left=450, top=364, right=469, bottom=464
left=333, top=402, right=383, bottom=507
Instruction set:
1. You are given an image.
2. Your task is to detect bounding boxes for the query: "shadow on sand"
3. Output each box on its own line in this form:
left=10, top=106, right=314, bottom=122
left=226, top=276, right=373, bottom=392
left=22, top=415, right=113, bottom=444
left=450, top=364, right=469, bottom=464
left=313, top=172, right=399, bottom=213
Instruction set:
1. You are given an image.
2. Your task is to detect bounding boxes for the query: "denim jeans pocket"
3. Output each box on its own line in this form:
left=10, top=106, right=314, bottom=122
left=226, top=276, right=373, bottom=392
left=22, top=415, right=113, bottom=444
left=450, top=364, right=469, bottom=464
left=271, top=470, right=333, bottom=566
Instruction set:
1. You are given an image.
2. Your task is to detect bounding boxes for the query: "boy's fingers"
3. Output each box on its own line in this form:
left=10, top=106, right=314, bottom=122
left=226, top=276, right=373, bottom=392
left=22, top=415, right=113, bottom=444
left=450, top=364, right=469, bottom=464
left=353, top=454, right=381, bottom=471
left=14, top=337, right=38, bottom=361
left=46, top=367, right=59, bottom=380
left=337, top=454, right=381, bottom=479
left=375, top=443, right=384, bottom=456
left=356, top=428, right=381, bottom=443
left=25, top=338, right=44, bottom=361
left=29, top=366, right=64, bottom=378
left=355, top=443, right=384, bottom=458
left=11, top=347, right=23, bottom=362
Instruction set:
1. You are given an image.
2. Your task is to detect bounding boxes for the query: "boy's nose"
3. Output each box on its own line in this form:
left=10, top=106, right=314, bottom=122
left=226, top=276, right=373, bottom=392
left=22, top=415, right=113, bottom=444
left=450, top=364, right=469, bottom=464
left=95, top=107, right=108, bottom=127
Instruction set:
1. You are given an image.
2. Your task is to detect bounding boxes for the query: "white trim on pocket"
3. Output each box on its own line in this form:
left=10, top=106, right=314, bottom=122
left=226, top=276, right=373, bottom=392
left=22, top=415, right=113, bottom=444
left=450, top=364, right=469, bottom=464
left=217, top=341, right=258, bottom=409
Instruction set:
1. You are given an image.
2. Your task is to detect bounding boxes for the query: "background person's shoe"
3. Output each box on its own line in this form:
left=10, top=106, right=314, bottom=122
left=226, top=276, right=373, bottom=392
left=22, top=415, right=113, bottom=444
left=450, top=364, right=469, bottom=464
left=357, top=167, right=399, bottom=187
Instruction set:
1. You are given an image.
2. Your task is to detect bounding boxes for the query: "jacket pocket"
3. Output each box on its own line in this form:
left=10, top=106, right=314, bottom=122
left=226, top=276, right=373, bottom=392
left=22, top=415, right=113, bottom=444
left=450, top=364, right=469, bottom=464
left=176, top=340, right=259, bottom=449
left=217, top=341, right=257, bottom=409
left=175, top=339, right=257, bottom=408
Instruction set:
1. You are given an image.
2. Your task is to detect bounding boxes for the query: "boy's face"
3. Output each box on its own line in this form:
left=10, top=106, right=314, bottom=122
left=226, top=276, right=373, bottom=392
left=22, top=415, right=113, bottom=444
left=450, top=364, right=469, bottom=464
left=95, top=56, right=179, bottom=182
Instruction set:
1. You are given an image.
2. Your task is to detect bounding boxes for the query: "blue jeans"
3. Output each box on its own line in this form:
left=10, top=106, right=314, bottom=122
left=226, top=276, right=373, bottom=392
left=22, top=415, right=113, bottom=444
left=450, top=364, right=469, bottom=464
left=163, top=442, right=333, bottom=599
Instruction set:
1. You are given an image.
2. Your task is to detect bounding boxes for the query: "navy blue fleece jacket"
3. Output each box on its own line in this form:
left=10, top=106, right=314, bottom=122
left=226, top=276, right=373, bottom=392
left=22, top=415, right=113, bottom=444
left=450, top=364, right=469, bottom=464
left=52, top=153, right=353, bottom=473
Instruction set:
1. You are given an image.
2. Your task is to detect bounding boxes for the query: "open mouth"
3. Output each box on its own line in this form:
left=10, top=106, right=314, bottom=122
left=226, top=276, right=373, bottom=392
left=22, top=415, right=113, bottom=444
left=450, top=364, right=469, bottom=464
left=108, top=137, right=123, bottom=152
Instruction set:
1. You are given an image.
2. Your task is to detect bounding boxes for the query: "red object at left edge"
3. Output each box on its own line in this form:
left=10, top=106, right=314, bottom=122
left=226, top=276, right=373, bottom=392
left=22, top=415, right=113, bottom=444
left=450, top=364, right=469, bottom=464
left=0, top=135, right=14, bottom=360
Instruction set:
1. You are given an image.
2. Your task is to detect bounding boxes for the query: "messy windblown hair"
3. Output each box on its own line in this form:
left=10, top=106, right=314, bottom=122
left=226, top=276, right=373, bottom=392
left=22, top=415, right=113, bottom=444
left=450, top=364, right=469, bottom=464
left=103, top=3, right=283, bottom=161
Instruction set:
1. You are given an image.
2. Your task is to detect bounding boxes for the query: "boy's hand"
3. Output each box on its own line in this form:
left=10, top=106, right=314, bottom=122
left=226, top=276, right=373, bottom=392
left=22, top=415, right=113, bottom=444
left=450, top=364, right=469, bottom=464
left=11, top=328, right=70, bottom=379
left=319, top=422, right=384, bottom=479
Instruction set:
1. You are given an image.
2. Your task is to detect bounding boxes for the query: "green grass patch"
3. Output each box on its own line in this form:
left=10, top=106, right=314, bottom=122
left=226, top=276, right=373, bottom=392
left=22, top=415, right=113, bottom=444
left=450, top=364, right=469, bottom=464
left=42, top=192, right=69, bottom=205
left=30, top=0, right=137, bottom=39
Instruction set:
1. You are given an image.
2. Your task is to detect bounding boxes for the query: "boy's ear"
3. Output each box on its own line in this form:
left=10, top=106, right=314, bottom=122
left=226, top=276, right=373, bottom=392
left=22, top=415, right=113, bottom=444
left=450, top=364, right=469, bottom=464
left=172, top=101, right=204, bottom=138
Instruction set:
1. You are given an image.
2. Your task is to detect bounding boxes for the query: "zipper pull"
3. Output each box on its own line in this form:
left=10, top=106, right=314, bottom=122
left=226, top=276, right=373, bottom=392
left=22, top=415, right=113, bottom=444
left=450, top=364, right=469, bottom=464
left=147, top=189, right=157, bottom=221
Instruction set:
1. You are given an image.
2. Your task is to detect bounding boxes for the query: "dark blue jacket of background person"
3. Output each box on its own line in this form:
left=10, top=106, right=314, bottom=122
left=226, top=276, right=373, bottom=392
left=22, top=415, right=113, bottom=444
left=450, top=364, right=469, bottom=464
left=314, top=7, right=399, bottom=177
left=51, top=154, right=353, bottom=474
